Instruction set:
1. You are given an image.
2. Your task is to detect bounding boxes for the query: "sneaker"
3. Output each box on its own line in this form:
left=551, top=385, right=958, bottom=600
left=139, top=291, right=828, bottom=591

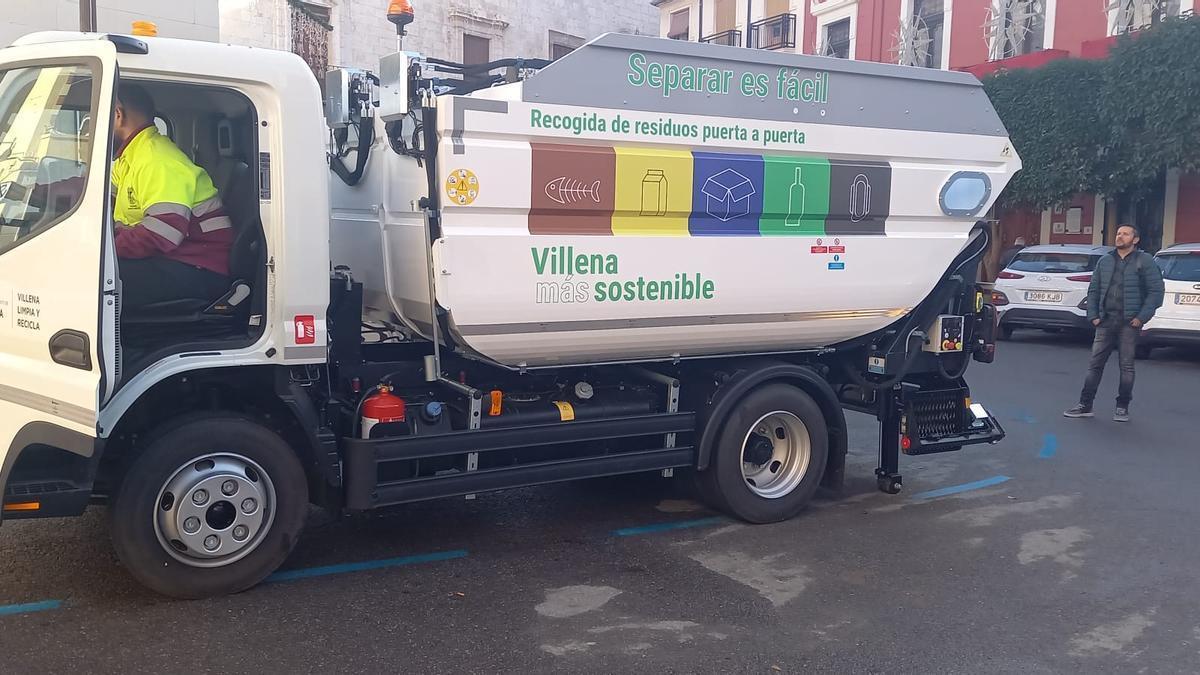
left=1063, top=404, right=1094, bottom=418
left=1114, top=407, right=1130, bottom=423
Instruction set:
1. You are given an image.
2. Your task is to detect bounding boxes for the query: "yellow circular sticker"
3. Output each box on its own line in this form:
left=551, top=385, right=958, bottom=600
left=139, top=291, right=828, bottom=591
left=445, top=169, right=479, bottom=206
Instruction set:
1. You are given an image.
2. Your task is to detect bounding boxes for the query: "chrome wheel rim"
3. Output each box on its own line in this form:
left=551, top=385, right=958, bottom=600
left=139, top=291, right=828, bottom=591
left=153, top=453, right=276, bottom=568
left=740, top=411, right=812, bottom=499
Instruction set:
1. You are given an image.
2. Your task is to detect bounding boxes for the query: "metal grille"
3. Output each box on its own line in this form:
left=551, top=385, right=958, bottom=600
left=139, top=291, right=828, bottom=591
left=909, top=388, right=967, bottom=439
left=6, top=481, right=75, bottom=496
left=112, top=289, right=121, bottom=385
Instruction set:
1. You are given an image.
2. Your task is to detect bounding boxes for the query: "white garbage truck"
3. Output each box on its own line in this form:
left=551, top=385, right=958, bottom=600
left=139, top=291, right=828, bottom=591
left=0, top=17, right=1018, bottom=597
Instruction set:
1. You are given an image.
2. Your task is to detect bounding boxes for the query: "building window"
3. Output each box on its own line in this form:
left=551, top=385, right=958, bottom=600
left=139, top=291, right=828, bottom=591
left=1109, top=0, right=1182, bottom=36
left=823, top=18, right=852, bottom=59
left=668, top=9, right=690, bottom=41
left=289, top=0, right=333, bottom=82
left=986, top=0, right=1046, bottom=61
left=896, top=0, right=944, bottom=67
left=463, top=34, right=491, bottom=65
left=549, top=30, right=583, bottom=60
left=914, top=0, right=945, bottom=68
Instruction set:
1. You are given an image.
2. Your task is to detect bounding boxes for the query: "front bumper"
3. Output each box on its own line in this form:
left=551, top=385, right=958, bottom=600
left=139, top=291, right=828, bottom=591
left=1141, top=327, right=1200, bottom=348
left=1000, top=307, right=1092, bottom=331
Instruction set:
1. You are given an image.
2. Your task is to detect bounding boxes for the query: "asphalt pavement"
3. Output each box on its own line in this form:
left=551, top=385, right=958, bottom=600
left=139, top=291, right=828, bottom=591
left=1, top=333, right=1198, bottom=673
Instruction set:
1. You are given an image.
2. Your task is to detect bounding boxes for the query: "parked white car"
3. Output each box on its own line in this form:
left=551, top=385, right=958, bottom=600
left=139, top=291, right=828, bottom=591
left=1139, top=243, right=1200, bottom=357
left=992, top=244, right=1113, bottom=339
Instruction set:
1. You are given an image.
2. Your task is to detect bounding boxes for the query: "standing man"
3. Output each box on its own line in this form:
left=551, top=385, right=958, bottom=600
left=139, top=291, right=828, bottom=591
left=1063, top=225, right=1164, bottom=422
left=997, top=236, right=1026, bottom=273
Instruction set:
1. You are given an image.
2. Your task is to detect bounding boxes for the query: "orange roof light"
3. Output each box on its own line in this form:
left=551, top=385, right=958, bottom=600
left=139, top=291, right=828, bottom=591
left=131, top=21, right=158, bottom=37
left=388, top=0, right=415, bottom=30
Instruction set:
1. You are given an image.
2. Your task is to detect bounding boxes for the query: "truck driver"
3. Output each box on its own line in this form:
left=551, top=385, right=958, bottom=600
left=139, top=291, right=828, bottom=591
left=110, top=83, right=232, bottom=310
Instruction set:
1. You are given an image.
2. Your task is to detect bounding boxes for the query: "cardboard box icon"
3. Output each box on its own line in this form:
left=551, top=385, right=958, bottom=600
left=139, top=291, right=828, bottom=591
left=701, top=168, right=756, bottom=222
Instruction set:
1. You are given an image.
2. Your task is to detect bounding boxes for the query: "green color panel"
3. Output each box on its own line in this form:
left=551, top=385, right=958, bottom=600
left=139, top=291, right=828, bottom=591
left=760, top=156, right=830, bottom=236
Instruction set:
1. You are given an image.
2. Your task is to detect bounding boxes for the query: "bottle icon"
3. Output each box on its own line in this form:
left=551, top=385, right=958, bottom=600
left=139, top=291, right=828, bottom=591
left=784, top=166, right=806, bottom=227
left=640, top=169, right=668, bottom=216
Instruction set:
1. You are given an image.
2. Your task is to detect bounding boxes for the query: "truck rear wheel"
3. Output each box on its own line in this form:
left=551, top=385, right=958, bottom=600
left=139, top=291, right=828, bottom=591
left=698, top=384, right=828, bottom=523
left=110, top=417, right=308, bottom=599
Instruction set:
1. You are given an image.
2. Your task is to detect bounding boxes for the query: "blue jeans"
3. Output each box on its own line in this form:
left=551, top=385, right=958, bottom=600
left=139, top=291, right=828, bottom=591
left=1080, top=317, right=1139, bottom=408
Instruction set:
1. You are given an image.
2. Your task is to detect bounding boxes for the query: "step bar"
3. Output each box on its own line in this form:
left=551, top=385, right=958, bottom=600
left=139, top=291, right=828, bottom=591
left=341, top=412, right=696, bottom=510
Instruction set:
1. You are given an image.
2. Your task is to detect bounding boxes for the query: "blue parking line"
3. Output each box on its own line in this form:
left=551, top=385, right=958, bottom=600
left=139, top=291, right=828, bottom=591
left=1039, top=434, right=1058, bottom=459
left=266, top=549, right=468, bottom=583
left=614, top=516, right=725, bottom=537
left=0, top=600, right=62, bottom=617
left=912, top=475, right=1011, bottom=500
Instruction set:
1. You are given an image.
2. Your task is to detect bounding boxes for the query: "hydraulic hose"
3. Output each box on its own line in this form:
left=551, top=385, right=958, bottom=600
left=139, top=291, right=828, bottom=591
left=330, top=119, right=375, bottom=186
left=937, top=351, right=971, bottom=381
left=842, top=330, right=927, bottom=392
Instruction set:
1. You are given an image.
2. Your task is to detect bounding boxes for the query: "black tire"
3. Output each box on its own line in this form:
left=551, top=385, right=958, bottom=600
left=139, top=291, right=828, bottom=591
left=697, top=384, right=828, bottom=524
left=1135, top=344, right=1153, bottom=360
left=110, top=417, right=308, bottom=599
left=998, top=324, right=1014, bottom=341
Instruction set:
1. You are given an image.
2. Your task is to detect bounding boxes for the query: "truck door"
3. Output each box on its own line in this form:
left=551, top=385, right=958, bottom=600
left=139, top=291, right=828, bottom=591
left=0, top=40, right=118, bottom=478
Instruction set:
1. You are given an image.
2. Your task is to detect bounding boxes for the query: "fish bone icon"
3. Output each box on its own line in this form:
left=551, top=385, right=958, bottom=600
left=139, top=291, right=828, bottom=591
left=545, top=177, right=602, bottom=205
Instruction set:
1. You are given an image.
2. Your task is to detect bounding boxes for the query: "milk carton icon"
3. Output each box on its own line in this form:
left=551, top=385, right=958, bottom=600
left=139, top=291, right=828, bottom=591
left=640, top=169, right=668, bottom=216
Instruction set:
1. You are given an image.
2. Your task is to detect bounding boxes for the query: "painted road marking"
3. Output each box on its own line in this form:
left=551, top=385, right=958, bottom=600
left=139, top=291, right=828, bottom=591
left=1039, top=434, right=1058, bottom=459
left=614, top=517, right=726, bottom=537
left=0, top=599, right=62, bottom=617
left=266, top=550, right=468, bottom=583
left=912, top=475, right=1011, bottom=500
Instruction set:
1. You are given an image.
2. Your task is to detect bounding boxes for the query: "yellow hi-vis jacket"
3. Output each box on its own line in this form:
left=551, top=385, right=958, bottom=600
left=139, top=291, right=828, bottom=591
left=111, top=125, right=233, bottom=276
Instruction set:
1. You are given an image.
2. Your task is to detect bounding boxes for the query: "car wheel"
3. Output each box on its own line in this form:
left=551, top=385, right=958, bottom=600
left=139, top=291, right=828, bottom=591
left=998, top=324, right=1014, bottom=341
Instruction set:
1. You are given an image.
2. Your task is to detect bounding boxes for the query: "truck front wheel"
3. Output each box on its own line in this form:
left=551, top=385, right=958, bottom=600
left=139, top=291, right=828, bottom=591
left=698, top=384, right=828, bottom=523
left=110, top=417, right=308, bottom=599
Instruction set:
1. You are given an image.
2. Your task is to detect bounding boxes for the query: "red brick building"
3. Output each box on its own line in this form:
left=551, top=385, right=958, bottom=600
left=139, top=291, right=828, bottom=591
left=653, top=0, right=1200, bottom=260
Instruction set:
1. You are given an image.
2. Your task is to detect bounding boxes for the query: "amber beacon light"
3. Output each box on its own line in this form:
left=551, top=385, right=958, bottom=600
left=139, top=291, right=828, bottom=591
left=131, top=20, right=158, bottom=37
left=387, top=0, right=415, bottom=34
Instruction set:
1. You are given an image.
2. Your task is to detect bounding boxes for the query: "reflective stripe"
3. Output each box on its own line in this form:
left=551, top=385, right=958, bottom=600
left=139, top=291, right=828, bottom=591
left=144, top=201, right=193, bottom=219
left=141, top=215, right=186, bottom=245
left=198, top=215, right=233, bottom=233
left=192, top=196, right=225, bottom=218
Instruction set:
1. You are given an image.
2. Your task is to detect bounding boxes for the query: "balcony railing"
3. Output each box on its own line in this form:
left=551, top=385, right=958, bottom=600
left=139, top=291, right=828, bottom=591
left=1114, top=7, right=1194, bottom=35
left=749, top=13, right=797, bottom=51
left=701, top=29, right=742, bottom=47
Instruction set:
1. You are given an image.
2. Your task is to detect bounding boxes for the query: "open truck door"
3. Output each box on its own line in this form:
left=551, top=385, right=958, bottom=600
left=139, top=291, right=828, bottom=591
left=0, top=38, right=118, bottom=519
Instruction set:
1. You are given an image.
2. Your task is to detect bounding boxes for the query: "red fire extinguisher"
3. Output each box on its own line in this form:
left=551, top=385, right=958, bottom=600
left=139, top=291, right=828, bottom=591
left=361, top=386, right=406, bottom=439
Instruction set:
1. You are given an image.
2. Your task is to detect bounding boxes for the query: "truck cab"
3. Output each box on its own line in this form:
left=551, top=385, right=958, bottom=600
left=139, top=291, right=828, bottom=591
left=0, top=31, right=329, bottom=521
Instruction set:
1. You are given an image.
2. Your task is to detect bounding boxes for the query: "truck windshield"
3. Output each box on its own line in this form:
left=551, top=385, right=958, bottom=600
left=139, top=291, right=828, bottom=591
left=1009, top=252, right=1099, bottom=274
left=0, top=63, right=95, bottom=250
left=1156, top=253, right=1200, bottom=282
